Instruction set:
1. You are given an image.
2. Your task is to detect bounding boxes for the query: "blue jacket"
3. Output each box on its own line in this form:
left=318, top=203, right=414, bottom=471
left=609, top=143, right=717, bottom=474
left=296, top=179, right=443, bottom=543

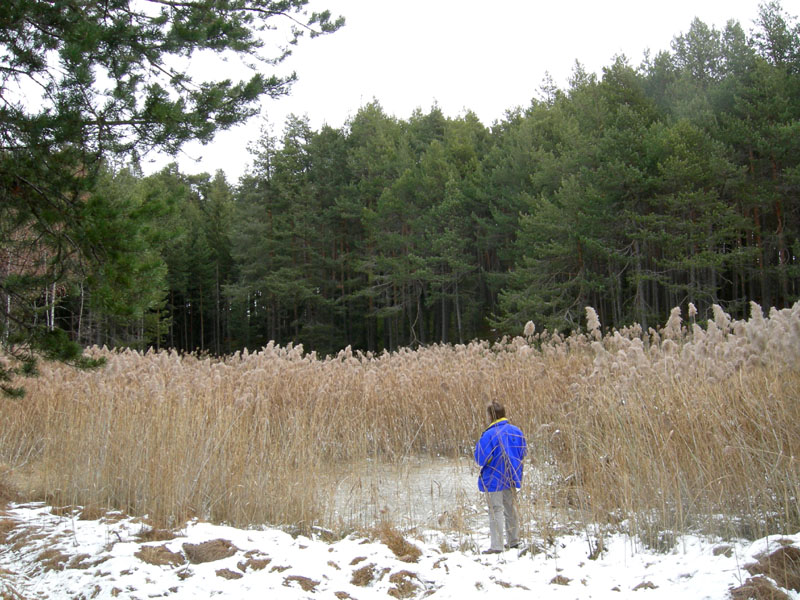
left=474, top=418, right=527, bottom=492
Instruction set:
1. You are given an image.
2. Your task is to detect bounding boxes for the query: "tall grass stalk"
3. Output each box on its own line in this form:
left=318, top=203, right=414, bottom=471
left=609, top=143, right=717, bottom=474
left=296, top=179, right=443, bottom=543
left=1, top=302, right=798, bottom=542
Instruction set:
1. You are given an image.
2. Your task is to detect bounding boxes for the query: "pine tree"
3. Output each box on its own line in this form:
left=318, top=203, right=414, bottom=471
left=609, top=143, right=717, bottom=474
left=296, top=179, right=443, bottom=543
left=0, top=0, right=342, bottom=392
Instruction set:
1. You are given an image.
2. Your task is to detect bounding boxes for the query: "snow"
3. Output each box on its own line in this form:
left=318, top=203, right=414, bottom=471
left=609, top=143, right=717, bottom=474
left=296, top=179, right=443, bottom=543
left=327, top=458, right=479, bottom=529
left=2, top=501, right=799, bottom=599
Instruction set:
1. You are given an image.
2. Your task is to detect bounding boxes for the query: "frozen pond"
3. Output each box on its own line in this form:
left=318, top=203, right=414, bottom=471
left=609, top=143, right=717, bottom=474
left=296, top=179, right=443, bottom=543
left=324, top=456, right=484, bottom=530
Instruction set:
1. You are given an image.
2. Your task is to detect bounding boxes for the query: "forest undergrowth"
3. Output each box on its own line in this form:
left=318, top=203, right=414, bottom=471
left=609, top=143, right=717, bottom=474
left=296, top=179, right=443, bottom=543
left=1, top=301, right=798, bottom=548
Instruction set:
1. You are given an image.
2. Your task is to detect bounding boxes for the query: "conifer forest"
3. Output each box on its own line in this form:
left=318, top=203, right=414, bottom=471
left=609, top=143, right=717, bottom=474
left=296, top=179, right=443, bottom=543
left=2, top=2, right=799, bottom=359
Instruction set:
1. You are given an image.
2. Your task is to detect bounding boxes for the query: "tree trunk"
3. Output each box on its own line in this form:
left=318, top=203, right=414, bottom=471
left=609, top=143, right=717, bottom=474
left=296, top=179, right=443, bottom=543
left=215, top=262, right=221, bottom=355
left=199, top=284, right=205, bottom=352
left=633, top=240, right=648, bottom=331
left=440, top=282, right=448, bottom=344
left=78, top=282, right=85, bottom=343
left=455, top=277, right=463, bottom=344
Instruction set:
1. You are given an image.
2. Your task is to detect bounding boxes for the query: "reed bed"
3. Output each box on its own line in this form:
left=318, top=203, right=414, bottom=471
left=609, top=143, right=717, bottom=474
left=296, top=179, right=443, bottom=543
left=1, top=301, right=798, bottom=544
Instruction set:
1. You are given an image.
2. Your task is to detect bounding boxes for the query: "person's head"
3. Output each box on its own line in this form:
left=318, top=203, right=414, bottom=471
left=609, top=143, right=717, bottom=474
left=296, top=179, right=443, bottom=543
left=487, top=400, right=506, bottom=422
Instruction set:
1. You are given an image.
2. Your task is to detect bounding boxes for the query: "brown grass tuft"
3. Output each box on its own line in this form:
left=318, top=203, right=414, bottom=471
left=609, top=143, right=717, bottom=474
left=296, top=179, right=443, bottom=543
left=0, top=570, right=25, bottom=600
left=283, top=575, right=319, bottom=591
left=375, top=524, right=422, bottom=563
left=388, top=570, right=420, bottom=598
left=0, top=473, right=19, bottom=507
left=0, top=519, right=17, bottom=545
left=351, top=563, right=375, bottom=586
left=746, top=546, right=800, bottom=592
left=100, top=512, right=128, bottom=524
left=238, top=556, right=271, bottom=572
left=65, top=554, right=88, bottom=570
left=35, top=548, right=69, bottom=571
left=731, top=577, right=792, bottom=600
left=632, top=581, right=658, bottom=590
left=215, top=568, right=243, bottom=580
left=182, top=539, right=237, bottom=564
left=49, top=506, right=75, bottom=518
left=135, top=528, right=177, bottom=542
left=135, top=544, right=185, bottom=567
left=77, top=505, right=107, bottom=521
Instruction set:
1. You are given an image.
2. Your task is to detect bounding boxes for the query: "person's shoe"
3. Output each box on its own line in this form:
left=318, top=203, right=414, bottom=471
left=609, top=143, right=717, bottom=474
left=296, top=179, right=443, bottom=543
left=506, top=542, right=521, bottom=550
left=481, top=549, right=502, bottom=555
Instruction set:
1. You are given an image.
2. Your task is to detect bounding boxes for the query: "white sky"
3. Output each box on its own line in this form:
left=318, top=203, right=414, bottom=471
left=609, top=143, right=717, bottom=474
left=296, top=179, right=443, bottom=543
left=143, top=0, right=776, bottom=181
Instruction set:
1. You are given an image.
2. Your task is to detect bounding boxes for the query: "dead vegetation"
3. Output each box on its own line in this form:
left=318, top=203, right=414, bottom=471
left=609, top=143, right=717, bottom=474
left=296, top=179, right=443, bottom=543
left=135, top=528, right=177, bottom=542
left=0, top=301, right=798, bottom=544
left=134, top=544, right=185, bottom=567
left=34, top=548, right=70, bottom=572
left=730, top=577, right=792, bottom=600
left=215, top=568, right=242, bottom=580
left=351, top=562, right=376, bottom=586
left=738, top=544, right=800, bottom=597
left=387, top=570, right=421, bottom=598
left=0, top=471, right=18, bottom=507
left=238, top=553, right=271, bottom=572
left=283, top=575, right=319, bottom=591
left=77, top=505, right=107, bottom=521
left=0, top=519, right=16, bottom=545
left=374, top=523, right=422, bottom=563
left=182, top=539, right=238, bottom=564
left=0, top=574, right=25, bottom=600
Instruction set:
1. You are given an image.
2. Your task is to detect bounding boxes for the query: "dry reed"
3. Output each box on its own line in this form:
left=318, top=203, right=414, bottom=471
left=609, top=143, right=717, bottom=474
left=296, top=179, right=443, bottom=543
left=0, top=301, right=798, bottom=545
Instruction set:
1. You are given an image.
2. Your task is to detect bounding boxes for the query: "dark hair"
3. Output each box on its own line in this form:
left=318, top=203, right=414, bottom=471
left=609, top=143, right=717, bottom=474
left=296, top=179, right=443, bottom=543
left=487, top=401, right=505, bottom=421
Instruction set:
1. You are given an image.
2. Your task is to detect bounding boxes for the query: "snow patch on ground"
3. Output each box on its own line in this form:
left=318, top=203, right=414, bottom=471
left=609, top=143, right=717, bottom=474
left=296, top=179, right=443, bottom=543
left=1, top=503, right=799, bottom=599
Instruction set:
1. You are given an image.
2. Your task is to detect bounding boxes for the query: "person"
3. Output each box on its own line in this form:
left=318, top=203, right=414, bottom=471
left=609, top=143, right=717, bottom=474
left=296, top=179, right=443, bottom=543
left=474, top=400, right=527, bottom=554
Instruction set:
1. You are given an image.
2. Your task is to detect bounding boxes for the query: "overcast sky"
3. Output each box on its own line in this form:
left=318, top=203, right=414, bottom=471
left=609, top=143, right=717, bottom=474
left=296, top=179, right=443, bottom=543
left=143, top=0, right=775, bottom=181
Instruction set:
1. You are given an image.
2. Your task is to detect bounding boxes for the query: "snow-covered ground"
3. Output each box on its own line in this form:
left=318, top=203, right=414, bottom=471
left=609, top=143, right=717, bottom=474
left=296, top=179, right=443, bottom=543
left=2, top=501, right=798, bottom=600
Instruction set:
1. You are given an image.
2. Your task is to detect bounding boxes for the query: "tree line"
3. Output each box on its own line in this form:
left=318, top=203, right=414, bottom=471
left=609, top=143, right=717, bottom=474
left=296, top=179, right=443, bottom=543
left=4, top=2, right=799, bottom=359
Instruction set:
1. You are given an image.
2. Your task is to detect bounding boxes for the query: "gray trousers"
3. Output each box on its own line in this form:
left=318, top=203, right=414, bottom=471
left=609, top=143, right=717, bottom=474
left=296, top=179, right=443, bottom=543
left=486, top=488, right=520, bottom=551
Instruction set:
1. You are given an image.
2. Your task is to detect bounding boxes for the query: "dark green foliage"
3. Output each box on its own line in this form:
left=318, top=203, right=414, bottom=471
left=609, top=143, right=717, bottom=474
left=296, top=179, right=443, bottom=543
left=217, top=3, right=800, bottom=352
left=3, top=1, right=799, bottom=362
left=166, top=2, right=800, bottom=353
left=0, top=0, right=341, bottom=392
